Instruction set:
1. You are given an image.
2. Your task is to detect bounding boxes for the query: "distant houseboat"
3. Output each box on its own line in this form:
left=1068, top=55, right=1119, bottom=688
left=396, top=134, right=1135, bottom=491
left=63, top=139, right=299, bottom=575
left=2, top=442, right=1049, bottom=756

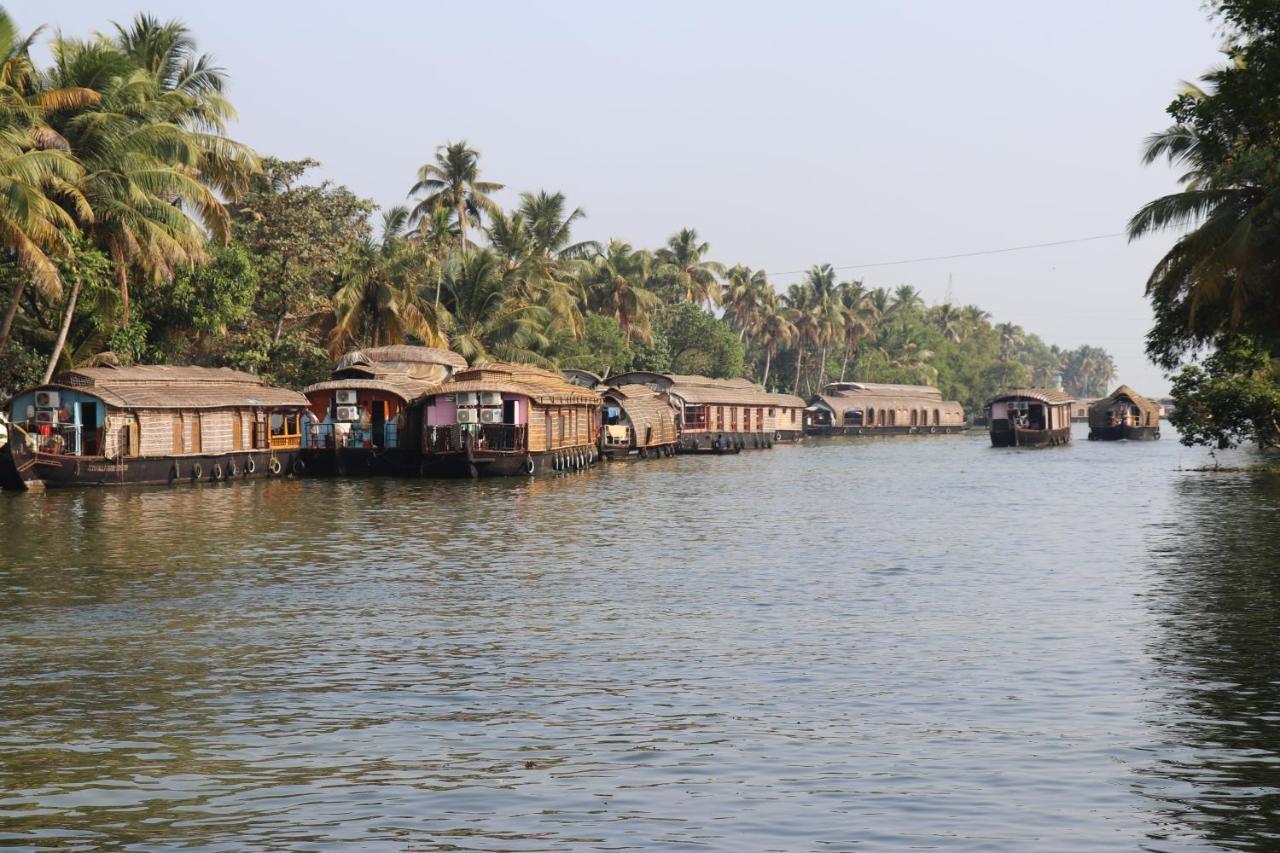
left=302, top=346, right=467, bottom=474
left=806, top=382, right=966, bottom=435
left=406, top=362, right=602, bottom=477
left=1, top=365, right=310, bottom=490
left=987, top=389, right=1075, bottom=448
left=606, top=372, right=806, bottom=451
left=598, top=384, right=680, bottom=459
left=1087, top=386, right=1162, bottom=441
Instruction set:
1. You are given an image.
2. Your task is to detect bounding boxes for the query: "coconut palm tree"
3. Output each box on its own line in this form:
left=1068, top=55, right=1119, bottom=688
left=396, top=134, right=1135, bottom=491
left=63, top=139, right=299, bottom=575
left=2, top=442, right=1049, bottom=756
left=931, top=302, right=964, bottom=342
left=837, top=279, right=877, bottom=380
left=756, top=298, right=795, bottom=388
left=785, top=281, right=821, bottom=395
left=581, top=240, right=662, bottom=345
left=996, top=322, right=1024, bottom=361
left=890, top=284, right=924, bottom=316
left=722, top=264, right=769, bottom=341
left=803, top=264, right=844, bottom=389
left=655, top=227, right=724, bottom=308
left=407, top=140, right=503, bottom=254
left=436, top=248, right=553, bottom=365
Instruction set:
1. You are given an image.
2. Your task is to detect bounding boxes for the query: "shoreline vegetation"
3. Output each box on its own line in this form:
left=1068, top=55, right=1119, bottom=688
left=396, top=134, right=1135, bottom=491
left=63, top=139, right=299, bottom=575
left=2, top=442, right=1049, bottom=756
left=0, top=9, right=1120, bottom=424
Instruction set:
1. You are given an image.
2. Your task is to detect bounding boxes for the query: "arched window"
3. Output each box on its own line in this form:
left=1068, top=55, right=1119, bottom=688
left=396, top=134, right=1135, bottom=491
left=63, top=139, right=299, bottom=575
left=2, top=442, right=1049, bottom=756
left=910, top=409, right=918, bottom=427
left=933, top=409, right=940, bottom=425
left=866, top=407, right=876, bottom=426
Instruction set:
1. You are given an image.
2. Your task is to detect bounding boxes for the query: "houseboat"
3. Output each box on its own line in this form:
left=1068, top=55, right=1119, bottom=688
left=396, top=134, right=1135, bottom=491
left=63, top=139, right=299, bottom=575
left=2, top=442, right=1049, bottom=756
left=805, top=382, right=966, bottom=435
left=598, top=384, right=680, bottom=459
left=987, top=389, right=1075, bottom=448
left=1087, top=385, right=1162, bottom=441
left=406, top=362, right=602, bottom=477
left=605, top=371, right=807, bottom=451
left=301, top=345, right=467, bottom=474
left=1, top=365, right=310, bottom=490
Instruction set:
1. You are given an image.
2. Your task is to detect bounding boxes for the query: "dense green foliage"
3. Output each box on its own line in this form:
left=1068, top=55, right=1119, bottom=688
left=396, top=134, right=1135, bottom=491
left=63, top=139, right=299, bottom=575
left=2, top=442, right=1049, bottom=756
left=1132, top=1, right=1280, bottom=448
left=0, top=8, right=1116, bottom=421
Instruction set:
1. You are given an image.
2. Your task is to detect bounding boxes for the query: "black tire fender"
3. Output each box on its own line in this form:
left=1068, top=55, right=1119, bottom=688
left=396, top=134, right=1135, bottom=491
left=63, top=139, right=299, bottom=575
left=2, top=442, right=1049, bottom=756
left=191, top=462, right=203, bottom=480
left=291, top=457, right=306, bottom=475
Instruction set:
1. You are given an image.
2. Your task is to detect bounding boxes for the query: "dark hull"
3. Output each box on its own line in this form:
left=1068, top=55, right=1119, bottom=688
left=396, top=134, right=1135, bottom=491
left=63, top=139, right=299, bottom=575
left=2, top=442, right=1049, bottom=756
left=773, top=429, right=805, bottom=443
left=677, top=431, right=775, bottom=453
left=989, top=425, right=1072, bottom=448
left=1, top=440, right=303, bottom=491
left=806, top=424, right=968, bottom=437
left=298, top=446, right=404, bottom=476
left=600, top=443, right=678, bottom=461
left=1088, top=425, right=1161, bottom=441
left=417, top=445, right=597, bottom=478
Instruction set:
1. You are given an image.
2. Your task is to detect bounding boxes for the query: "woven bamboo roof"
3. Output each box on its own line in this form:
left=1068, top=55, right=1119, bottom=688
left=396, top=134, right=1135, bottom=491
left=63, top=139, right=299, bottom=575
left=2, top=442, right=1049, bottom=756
left=303, top=377, right=438, bottom=402
left=44, top=365, right=307, bottom=410
left=1088, top=385, right=1162, bottom=427
left=337, top=345, right=467, bottom=372
left=810, top=392, right=964, bottom=416
left=988, top=388, right=1076, bottom=406
left=821, top=381, right=943, bottom=399
left=561, top=368, right=604, bottom=388
left=603, top=384, right=678, bottom=447
left=414, top=362, right=602, bottom=406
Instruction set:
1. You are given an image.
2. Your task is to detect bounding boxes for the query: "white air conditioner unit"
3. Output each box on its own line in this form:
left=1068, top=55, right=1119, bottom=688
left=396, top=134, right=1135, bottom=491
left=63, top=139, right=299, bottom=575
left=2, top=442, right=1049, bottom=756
left=335, top=405, right=361, bottom=422
left=35, top=409, right=58, bottom=424
left=457, top=392, right=479, bottom=407
left=479, top=408, right=502, bottom=423
left=35, top=390, right=59, bottom=408
left=480, top=391, right=503, bottom=406
left=335, top=389, right=358, bottom=405
left=457, top=409, right=478, bottom=424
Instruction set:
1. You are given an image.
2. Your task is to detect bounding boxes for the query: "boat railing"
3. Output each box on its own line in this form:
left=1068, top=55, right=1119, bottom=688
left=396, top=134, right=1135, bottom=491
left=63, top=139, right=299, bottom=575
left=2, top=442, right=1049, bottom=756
left=308, top=422, right=399, bottom=450
left=425, top=423, right=526, bottom=454
left=13, top=419, right=81, bottom=455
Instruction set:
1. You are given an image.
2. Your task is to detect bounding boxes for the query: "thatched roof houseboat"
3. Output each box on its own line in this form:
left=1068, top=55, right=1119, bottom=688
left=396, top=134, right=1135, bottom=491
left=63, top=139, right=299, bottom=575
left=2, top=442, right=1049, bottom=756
left=2, top=365, right=309, bottom=490
left=302, top=346, right=467, bottom=473
left=1087, top=385, right=1163, bottom=441
left=605, top=371, right=807, bottom=451
left=988, top=388, right=1075, bottom=448
left=406, top=362, right=602, bottom=477
left=806, top=382, right=966, bottom=436
left=599, top=383, right=680, bottom=459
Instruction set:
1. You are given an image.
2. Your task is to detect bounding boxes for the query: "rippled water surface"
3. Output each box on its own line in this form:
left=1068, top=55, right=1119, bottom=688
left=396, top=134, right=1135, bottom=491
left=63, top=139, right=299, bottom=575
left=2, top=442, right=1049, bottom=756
left=2, top=426, right=1279, bottom=850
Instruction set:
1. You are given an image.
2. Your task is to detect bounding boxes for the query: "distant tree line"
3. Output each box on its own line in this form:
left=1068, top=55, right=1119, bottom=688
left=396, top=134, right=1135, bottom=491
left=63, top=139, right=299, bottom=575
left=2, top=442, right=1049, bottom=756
left=0, top=9, right=1116, bottom=418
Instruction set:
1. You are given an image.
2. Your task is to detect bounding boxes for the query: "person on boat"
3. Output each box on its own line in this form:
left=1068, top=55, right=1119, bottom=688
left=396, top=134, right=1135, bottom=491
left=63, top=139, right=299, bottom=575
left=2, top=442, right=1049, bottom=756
left=712, top=434, right=723, bottom=451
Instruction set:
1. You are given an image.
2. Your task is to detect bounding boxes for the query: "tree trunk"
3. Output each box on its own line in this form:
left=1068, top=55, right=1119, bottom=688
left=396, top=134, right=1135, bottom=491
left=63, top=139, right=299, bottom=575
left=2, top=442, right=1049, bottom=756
left=792, top=345, right=804, bottom=395
left=762, top=347, right=773, bottom=388
left=840, top=344, right=850, bottom=382
left=458, top=199, right=467, bottom=254
left=818, top=343, right=829, bottom=391
left=117, top=263, right=130, bottom=327
left=42, top=278, right=81, bottom=384
left=0, top=278, right=28, bottom=354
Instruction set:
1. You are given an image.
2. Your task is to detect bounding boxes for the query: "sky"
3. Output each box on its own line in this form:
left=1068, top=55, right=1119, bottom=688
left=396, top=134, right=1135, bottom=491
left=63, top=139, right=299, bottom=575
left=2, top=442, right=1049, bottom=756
left=17, top=0, right=1227, bottom=393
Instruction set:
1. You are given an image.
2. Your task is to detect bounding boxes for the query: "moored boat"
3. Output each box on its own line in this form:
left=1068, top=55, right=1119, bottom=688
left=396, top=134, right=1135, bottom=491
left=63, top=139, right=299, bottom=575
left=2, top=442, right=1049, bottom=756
left=987, top=389, right=1075, bottom=448
left=805, top=382, right=966, bottom=436
left=605, top=371, right=807, bottom=451
left=1, top=365, right=310, bottom=490
left=301, top=346, right=467, bottom=475
left=405, top=362, right=602, bottom=477
left=1087, top=385, right=1163, bottom=441
left=598, top=384, right=680, bottom=460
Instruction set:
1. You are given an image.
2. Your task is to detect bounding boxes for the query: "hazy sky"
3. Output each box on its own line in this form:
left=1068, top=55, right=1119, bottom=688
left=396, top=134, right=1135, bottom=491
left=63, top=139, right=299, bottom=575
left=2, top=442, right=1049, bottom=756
left=18, top=1, right=1226, bottom=393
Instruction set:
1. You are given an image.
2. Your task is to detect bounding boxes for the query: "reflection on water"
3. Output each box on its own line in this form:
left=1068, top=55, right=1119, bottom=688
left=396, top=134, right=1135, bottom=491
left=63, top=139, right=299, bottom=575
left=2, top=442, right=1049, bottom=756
left=1139, top=472, right=1280, bottom=850
left=0, top=426, right=1277, bottom=849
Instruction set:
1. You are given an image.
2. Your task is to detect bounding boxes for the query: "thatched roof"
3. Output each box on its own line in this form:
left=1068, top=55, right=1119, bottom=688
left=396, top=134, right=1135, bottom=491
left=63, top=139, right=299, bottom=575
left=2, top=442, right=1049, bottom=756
left=337, top=345, right=467, bottom=372
left=603, top=384, right=678, bottom=447
left=562, top=368, right=604, bottom=388
left=820, top=381, right=943, bottom=399
left=988, top=388, right=1075, bottom=406
left=414, top=362, right=601, bottom=406
left=1088, top=385, right=1162, bottom=428
left=810, top=392, right=964, bottom=418
left=602, top=370, right=804, bottom=409
left=45, top=365, right=307, bottom=410
left=303, top=377, right=438, bottom=402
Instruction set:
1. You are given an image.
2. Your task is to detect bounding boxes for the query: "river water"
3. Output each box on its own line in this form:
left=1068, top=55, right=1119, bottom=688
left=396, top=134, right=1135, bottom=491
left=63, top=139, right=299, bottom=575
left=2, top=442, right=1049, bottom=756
left=1, top=425, right=1278, bottom=850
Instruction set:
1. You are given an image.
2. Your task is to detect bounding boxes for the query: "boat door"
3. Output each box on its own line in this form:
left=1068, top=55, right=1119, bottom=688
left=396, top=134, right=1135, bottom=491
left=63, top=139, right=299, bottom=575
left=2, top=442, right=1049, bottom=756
left=78, top=401, right=98, bottom=455
left=371, top=401, right=386, bottom=448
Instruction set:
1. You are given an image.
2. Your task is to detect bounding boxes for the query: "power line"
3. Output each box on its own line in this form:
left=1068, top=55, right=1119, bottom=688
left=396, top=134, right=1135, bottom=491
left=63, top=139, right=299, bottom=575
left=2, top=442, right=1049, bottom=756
left=765, top=231, right=1127, bottom=278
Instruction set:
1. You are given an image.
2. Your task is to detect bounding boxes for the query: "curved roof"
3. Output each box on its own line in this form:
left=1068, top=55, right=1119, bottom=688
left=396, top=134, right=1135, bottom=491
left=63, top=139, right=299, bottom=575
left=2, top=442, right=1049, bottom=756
left=602, top=384, right=678, bottom=446
left=1088, top=385, right=1162, bottom=427
left=337, top=345, right=467, bottom=372
left=303, top=377, right=437, bottom=402
left=31, top=365, right=307, bottom=410
left=810, top=393, right=964, bottom=416
left=820, top=381, right=943, bottom=399
left=561, top=368, right=604, bottom=388
left=413, top=362, right=602, bottom=406
left=988, top=388, right=1076, bottom=406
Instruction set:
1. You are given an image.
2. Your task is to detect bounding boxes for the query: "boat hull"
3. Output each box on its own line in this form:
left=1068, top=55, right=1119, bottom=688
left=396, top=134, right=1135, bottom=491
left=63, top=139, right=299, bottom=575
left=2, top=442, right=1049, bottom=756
left=416, top=446, right=597, bottom=478
left=1, top=439, right=303, bottom=490
left=989, top=424, right=1072, bottom=448
left=298, top=446, right=404, bottom=476
left=599, top=443, right=678, bottom=461
left=1088, top=425, right=1161, bottom=441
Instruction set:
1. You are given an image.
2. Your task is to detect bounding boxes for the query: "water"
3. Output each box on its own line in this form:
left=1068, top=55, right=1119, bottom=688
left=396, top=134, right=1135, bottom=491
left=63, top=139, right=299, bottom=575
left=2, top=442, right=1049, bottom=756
left=1, top=425, right=1278, bottom=850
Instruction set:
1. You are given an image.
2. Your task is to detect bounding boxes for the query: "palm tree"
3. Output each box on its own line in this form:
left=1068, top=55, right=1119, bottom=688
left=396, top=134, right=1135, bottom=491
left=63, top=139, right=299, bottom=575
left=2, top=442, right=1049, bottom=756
left=995, top=322, right=1024, bottom=361
left=581, top=240, right=662, bottom=345
left=436, top=248, right=553, bottom=365
left=407, top=140, right=503, bottom=254
left=889, top=284, right=924, bottom=316
left=655, top=227, right=724, bottom=308
left=931, top=302, right=963, bottom=342
left=837, top=279, right=877, bottom=380
left=784, top=281, right=821, bottom=395
left=329, top=206, right=440, bottom=355
left=803, top=264, right=843, bottom=389
left=722, top=264, right=769, bottom=341
left=755, top=299, right=795, bottom=388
